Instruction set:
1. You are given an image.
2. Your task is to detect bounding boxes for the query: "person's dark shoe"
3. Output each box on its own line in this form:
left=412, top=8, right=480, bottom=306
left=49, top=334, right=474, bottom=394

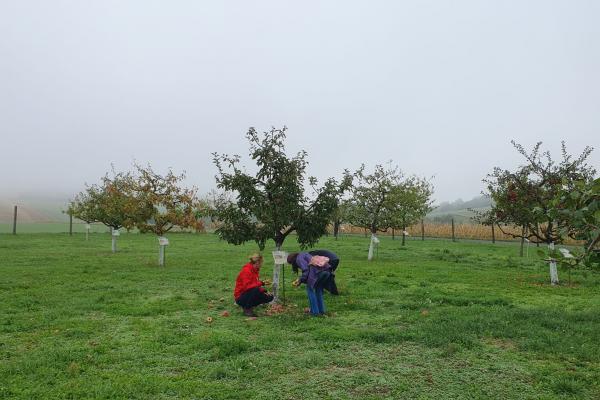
left=243, top=308, right=257, bottom=317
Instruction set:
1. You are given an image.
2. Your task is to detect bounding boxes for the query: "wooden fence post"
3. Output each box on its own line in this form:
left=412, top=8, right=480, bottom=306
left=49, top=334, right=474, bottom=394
left=451, top=218, right=456, bottom=242
left=520, top=225, right=525, bottom=257
left=12, top=205, right=17, bottom=235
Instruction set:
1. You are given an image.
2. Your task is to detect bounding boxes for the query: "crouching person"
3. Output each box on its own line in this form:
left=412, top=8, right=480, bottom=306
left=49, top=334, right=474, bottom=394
left=234, top=253, right=273, bottom=317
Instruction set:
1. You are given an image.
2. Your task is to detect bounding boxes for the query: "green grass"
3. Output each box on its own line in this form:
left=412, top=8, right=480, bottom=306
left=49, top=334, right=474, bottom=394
left=1, top=233, right=599, bottom=399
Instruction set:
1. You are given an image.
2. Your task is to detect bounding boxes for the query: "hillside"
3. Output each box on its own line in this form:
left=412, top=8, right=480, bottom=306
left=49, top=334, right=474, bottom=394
left=1, top=194, right=493, bottom=225
left=425, top=195, right=491, bottom=224
left=0, top=197, right=69, bottom=223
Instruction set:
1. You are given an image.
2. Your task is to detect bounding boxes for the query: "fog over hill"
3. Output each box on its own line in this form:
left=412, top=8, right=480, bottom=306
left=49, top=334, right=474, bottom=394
left=0, top=192, right=491, bottom=224
left=0, top=193, right=71, bottom=223
left=431, top=195, right=492, bottom=214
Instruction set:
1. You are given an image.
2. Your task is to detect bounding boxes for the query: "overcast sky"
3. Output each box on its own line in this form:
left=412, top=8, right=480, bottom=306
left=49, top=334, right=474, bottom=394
left=1, top=0, right=599, bottom=203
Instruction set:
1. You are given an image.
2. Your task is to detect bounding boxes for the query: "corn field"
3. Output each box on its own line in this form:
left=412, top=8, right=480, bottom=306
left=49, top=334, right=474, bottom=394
left=339, top=223, right=582, bottom=245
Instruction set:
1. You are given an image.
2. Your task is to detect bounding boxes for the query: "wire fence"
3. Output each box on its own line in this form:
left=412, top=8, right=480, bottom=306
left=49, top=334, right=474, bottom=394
left=336, top=221, right=583, bottom=246
left=0, top=205, right=583, bottom=247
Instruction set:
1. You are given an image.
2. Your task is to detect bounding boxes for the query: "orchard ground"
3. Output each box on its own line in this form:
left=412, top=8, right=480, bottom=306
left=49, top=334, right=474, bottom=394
left=1, top=233, right=599, bottom=399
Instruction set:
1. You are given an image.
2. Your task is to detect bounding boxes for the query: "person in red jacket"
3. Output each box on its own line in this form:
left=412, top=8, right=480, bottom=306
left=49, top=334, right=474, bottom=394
left=234, top=253, right=273, bottom=317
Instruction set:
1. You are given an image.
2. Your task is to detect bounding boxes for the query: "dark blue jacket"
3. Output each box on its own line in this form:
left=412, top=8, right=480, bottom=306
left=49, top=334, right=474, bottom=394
left=295, top=250, right=339, bottom=294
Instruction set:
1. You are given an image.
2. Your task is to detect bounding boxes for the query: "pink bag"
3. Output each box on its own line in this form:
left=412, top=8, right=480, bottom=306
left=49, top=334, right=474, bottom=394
left=310, top=255, right=330, bottom=267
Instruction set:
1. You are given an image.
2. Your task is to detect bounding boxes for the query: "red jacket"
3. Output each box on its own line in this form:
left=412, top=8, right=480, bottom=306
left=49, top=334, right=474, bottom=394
left=234, top=263, right=264, bottom=300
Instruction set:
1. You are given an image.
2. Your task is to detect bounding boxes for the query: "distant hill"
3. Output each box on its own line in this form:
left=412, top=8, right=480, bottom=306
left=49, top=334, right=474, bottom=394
left=432, top=195, right=491, bottom=213
left=0, top=196, right=70, bottom=223
left=426, top=195, right=491, bottom=224
left=1, top=193, right=493, bottom=225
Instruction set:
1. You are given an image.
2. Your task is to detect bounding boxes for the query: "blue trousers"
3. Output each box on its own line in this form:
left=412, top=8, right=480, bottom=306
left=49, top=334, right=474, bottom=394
left=306, top=285, right=326, bottom=315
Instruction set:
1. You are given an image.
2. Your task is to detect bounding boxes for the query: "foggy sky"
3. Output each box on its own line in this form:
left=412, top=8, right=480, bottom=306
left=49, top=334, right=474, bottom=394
left=1, top=0, right=599, bottom=203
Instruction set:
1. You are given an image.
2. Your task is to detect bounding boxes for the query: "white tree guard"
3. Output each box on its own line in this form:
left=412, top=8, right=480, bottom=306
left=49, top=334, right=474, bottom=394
left=368, top=234, right=379, bottom=261
left=271, top=250, right=287, bottom=303
left=159, top=245, right=165, bottom=266
left=111, top=229, right=120, bottom=253
left=86, top=224, right=91, bottom=241
left=548, top=242, right=559, bottom=285
left=158, top=237, right=169, bottom=267
left=271, top=248, right=285, bottom=303
left=272, top=264, right=281, bottom=303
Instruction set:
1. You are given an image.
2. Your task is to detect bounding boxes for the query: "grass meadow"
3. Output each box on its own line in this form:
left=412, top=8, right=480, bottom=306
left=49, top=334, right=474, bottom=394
left=1, top=233, right=599, bottom=399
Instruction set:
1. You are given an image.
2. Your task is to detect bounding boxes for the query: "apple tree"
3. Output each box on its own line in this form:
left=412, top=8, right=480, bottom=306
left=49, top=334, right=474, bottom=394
left=483, top=140, right=595, bottom=284
left=210, top=126, right=351, bottom=301
left=68, top=190, right=99, bottom=240
left=388, top=176, right=434, bottom=246
left=133, top=164, right=203, bottom=266
left=550, top=177, right=600, bottom=271
left=346, top=164, right=404, bottom=260
left=87, top=170, right=140, bottom=253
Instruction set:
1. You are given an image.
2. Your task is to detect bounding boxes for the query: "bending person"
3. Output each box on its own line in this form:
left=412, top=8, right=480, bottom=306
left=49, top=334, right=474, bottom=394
left=287, top=252, right=334, bottom=316
left=288, top=250, right=340, bottom=295
left=234, top=253, right=273, bottom=317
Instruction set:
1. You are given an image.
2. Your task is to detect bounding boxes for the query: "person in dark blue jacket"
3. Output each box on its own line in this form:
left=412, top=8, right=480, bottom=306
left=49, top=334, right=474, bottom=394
left=287, top=250, right=340, bottom=295
left=287, top=250, right=340, bottom=315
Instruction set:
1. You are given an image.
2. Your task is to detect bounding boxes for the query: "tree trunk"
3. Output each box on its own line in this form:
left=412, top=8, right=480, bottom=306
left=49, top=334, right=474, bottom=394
left=333, top=220, right=340, bottom=240
left=421, top=219, right=424, bottom=241
left=159, top=244, right=165, bottom=266
left=548, top=242, right=559, bottom=285
left=392, top=228, right=395, bottom=240
left=401, top=224, right=406, bottom=246
left=491, top=224, right=495, bottom=244
left=158, top=236, right=169, bottom=266
left=272, top=244, right=282, bottom=303
left=111, top=228, right=119, bottom=253
left=451, top=218, right=456, bottom=242
left=86, top=224, right=90, bottom=241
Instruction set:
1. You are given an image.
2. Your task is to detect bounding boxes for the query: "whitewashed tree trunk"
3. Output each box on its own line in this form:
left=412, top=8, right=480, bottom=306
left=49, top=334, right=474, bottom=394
left=158, top=245, right=165, bottom=266
left=157, top=237, right=169, bottom=267
left=272, top=245, right=282, bottom=303
left=111, top=228, right=119, bottom=253
left=85, top=224, right=90, bottom=241
left=368, top=234, right=377, bottom=261
left=548, top=242, right=559, bottom=285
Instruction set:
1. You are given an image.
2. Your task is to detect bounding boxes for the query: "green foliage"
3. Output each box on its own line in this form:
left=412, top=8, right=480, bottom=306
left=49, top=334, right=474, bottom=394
left=387, top=175, right=434, bottom=231
left=347, top=163, right=433, bottom=235
left=133, top=163, right=203, bottom=236
left=70, top=165, right=202, bottom=237
left=210, top=126, right=350, bottom=249
left=550, top=178, right=600, bottom=269
left=81, top=170, right=140, bottom=230
left=331, top=200, right=352, bottom=239
left=346, top=163, right=404, bottom=234
left=68, top=190, right=98, bottom=224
